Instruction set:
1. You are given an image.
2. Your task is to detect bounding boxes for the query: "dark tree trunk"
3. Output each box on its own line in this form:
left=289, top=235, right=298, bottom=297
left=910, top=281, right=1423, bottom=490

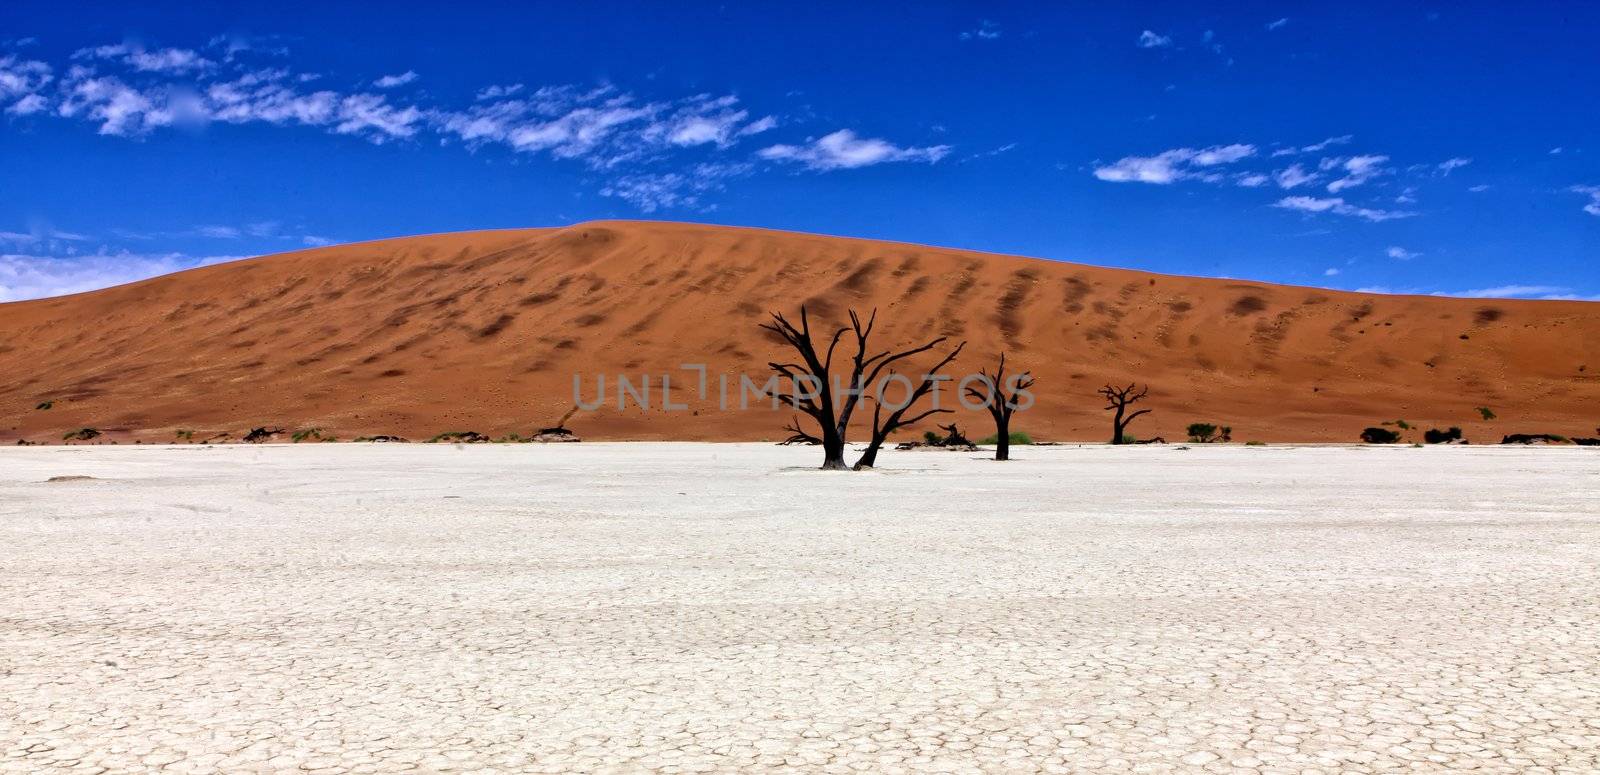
left=821, top=429, right=849, bottom=470
left=853, top=440, right=881, bottom=469
left=1110, top=406, right=1126, bottom=444
left=996, top=415, right=1011, bottom=461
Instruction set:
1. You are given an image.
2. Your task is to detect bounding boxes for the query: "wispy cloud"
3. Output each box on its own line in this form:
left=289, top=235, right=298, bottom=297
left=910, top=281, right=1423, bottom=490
left=1301, top=135, right=1352, bottom=153
left=1093, top=143, right=1256, bottom=184
left=758, top=129, right=950, bottom=171
left=74, top=43, right=215, bottom=75
left=0, top=251, right=243, bottom=302
left=5, top=38, right=941, bottom=212
left=1325, top=155, right=1388, bottom=193
left=372, top=70, right=418, bottom=89
left=1273, top=163, right=1317, bottom=189
left=1137, top=30, right=1173, bottom=49
left=1455, top=285, right=1575, bottom=299
left=959, top=20, right=1002, bottom=41
left=475, top=83, right=523, bottom=101
left=1274, top=196, right=1415, bottom=222
left=1437, top=156, right=1472, bottom=175
left=1570, top=185, right=1600, bottom=216
left=1386, top=246, right=1420, bottom=259
left=1266, top=18, right=1289, bottom=31
left=1353, top=284, right=1599, bottom=301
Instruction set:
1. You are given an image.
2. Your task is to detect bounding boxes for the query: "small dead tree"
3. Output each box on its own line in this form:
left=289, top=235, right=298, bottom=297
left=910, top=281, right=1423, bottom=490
left=965, top=353, right=1035, bottom=461
left=937, top=423, right=972, bottom=446
left=762, top=306, right=960, bottom=470
left=1099, top=383, right=1151, bottom=444
left=854, top=346, right=966, bottom=469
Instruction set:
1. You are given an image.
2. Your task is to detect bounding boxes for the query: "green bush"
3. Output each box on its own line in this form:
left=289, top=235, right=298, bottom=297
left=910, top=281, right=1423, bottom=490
left=63, top=428, right=101, bottom=441
left=1245, top=440, right=1266, bottom=446
left=977, top=431, right=1033, bottom=445
left=1186, top=422, right=1219, bottom=443
left=35, top=400, right=52, bottom=410
left=1476, top=406, right=1496, bottom=421
left=923, top=430, right=941, bottom=445
left=1119, top=434, right=1138, bottom=444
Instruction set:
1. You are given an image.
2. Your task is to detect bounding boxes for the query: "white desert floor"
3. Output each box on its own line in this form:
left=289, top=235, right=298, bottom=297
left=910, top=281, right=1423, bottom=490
left=2, top=442, right=1598, bottom=774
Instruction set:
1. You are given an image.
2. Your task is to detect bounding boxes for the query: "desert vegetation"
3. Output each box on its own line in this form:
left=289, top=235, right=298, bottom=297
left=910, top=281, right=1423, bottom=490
left=1185, top=423, right=1233, bottom=443
left=1424, top=427, right=1464, bottom=444
left=1360, top=427, right=1403, bottom=444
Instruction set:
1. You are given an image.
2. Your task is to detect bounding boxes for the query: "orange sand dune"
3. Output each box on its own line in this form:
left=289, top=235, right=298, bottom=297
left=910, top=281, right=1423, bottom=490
left=2, top=221, right=1596, bottom=444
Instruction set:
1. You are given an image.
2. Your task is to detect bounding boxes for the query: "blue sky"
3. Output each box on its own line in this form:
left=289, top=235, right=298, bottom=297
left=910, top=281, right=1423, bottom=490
left=1, top=2, right=1596, bottom=301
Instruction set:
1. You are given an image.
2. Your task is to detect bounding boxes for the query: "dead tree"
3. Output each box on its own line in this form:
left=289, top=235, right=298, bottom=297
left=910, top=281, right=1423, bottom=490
left=965, top=353, right=1035, bottom=461
left=1098, top=383, right=1151, bottom=444
left=539, top=406, right=579, bottom=436
left=937, top=423, right=972, bottom=446
left=762, top=306, right=960, bottom=470
left=854, top=345, right=966, bottom=469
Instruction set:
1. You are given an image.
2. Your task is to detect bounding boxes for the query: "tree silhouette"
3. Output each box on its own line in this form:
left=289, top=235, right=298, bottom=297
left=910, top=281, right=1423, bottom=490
left=965, top=353, right=1035, bottom=461
left=854, top=345, right=965, bottom=469
left=762, top=306, right=961, bottom=470
left=1098, top=383, right=1151, bottom=444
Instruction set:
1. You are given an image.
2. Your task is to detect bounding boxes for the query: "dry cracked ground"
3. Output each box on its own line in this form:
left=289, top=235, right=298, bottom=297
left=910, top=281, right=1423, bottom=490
left=2, top=442, right=1599, bottom=774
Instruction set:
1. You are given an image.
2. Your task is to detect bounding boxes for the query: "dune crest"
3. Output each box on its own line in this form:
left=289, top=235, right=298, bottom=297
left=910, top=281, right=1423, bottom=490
left=1, top=221, right=1596, bottom=443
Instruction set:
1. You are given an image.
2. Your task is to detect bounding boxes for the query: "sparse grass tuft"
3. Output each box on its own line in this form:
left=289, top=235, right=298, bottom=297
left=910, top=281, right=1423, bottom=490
left=63, top=428, right=101, bottom=441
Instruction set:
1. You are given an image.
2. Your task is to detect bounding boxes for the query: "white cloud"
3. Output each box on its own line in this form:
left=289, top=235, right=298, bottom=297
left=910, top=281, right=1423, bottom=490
left=1267, top=18, right=1289, bottom=30
left=196, top=225, right=242, bottom=238
left=1569, top=185, right=1600, bottom=216
left=0, top=251, right=242, bottom=302
left=0, top=54, right=53, bottom=111
left=1549, top=147, right=1563, bottom=155
left=475, top=83, right=523, bottom=100
left=1273, top=163, right=1318, bottom=189
left=1093, top=143, right=1256, bottom=184
left=1454, top=285, right=1572, bottom=299
left=7, top=93, right=47, bottom=115
left=1236, top=173, right=1269, bottom=187
left=959, top=20, right=1002, bottom=41
left=738, top=115, right=777, bottom=136
left=599, top=162, right=751, bottom=212
left=1323, top=267, right=1339, bottom=276
left=1137, top=30, right=1173, bottom=48
left=1468, top=184, right=1490, bottom=192
left=75, top=44, right=214, bottom=75
left=758, top=129, right=950, bottom=171
left=1386, top=246, right=1419, bottom=259
left=372, top=70, right=419, bottom=89
left=1274, top=196, right=1415, bottom=222
left=1301, top=135, right=1352, bottom=152
left=1326, top=154, right=1388, bottom=192
left=331, top=93, right=422, bottom=140
left=1437, top=157, right=1472, bottom=174
left=302, top=235, right=334, bottom=247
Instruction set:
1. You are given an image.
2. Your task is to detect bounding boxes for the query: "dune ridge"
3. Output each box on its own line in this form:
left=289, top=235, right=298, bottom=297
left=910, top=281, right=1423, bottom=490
left=1, top=220, right=1596, bottom=443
